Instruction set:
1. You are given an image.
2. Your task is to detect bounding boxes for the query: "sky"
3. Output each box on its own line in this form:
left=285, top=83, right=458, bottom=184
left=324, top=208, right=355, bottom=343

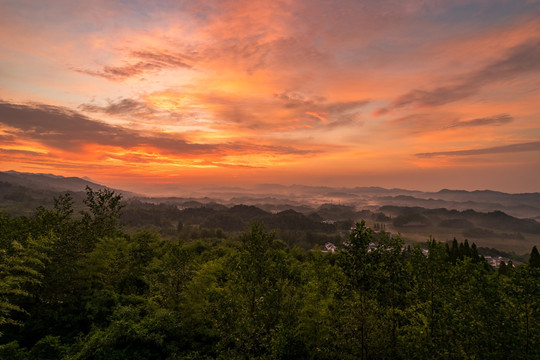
left=0, top=0, right=539, bottom=195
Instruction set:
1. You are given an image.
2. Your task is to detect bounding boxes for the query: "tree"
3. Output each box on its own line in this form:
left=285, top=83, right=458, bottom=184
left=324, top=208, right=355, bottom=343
left=80, top=187, right=124, bottom=253
left=17, top=189, right=125, bottom=346
left=0, top=237, right=50, bottom=337
left=212, top=222, right=300, bottom=358
left=498, top=261, right=509, bottom=275
left=336, top=221, right=375, bottom=360
left=507, top=265, right=540, bottom=358
left=401, top=238, right=454, bottom=358
left=448, top=238, right=459, bottom=264
left=370, top=232, right=407, bottom=358
left=340, top=220, right=372, bottom=288
left=529, top=246, right=540, bottom=268
left=295, top=250, right=345, bottom=358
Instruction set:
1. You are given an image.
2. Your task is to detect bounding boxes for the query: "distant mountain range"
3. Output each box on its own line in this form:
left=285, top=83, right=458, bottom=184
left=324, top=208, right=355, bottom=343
left=1, top=170, right=539, bottom=220
left=0, top=170, right=135, bottom=215
left=0, top=170, right=107, bottom=192
left=1, top=170, right=538, bottom=254
left=142, top=183, right=540, bottom=221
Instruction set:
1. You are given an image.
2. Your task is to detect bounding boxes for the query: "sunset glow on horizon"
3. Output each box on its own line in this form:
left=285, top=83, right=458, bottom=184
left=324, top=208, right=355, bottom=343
left=1, top=0, right=539, bottom=195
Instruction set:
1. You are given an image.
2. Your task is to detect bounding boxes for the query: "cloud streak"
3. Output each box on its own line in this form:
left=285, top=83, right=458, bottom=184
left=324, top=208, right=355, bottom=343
left=77, top=50, right=195, bottom=80
left=0, top=101, right=209, bottom=154
left=376, top=39, right=540, bottom=114
left=77, top=34, right=327, bottom=82
left=79, top=98, right=150, bottom=115
left=0, top=101, right=318, bottom=160
left=445, top=114, right=513, bottom=129
left=416, top=141, right=540, bottom=158
left=272, top=91, right=369, bottom=128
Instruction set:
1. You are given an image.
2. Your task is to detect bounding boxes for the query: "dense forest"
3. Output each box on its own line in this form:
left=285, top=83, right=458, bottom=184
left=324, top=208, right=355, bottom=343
left=1, top=188, right=539, bottom=359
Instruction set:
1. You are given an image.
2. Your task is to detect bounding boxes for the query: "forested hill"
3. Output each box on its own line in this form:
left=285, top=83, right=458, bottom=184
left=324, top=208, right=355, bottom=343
left=119, top=199, right=540, bottom=255
left=0, top=188, right=539, bottom=359
left=381, top=206, right=540, bottom=235
left=1, top=171, right=539, bottom=254
left=0, top=171, right=135, bottom=215
left=3, top=170, right=540, bottom=219
left=120, top=201, right=344, bottom=250
left=0, top=170, right=107, bottom=193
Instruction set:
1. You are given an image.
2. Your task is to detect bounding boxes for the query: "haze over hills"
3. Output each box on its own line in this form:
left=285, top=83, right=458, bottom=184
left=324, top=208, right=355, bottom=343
left=1, top=170, right=540, bottom=219
left=141, top=183, right=540, bottom=221
left=0, top=170, right=135, bottom=214
left=1, top=170, right=539, bottom=254
left=0, top=170, right=127, bottom=194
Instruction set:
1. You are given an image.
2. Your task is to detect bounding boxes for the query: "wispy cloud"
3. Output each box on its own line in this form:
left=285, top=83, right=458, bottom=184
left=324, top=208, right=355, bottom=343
left=0, top=101, right=318, bottom=160
left=79, top=98, right=150, bottom=115
left=386, top=113, right=515, bottom=135
left=445, top=114, right=513, bottom=129
left=272, top=91, right=369, bottom=129
left=77, top=34, right=327, bottom=82
left=76, top=50, right=195, bottom=81
left=0, top=148, right=48, bottom=157
left=416, top=141, right=540, bottom=158
left=131, top=90, right=369, bottom=134
left=376, top=39, right=540, bottom=114
left=0, top=101, right=206, bottom=154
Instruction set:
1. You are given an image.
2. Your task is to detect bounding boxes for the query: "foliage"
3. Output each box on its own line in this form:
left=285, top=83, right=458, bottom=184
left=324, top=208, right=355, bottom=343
left=530, top=246, right=540, bottom=267
left=0, top=193, right=539, bottom=359
left=0, top=236, right=51, bottom=337
left=81, top=186, right=124, bottom=242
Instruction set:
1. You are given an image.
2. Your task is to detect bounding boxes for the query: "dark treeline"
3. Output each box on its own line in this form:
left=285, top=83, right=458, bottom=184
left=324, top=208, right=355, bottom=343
left=382, top=205, right=540, bottom=235
left=121, top=200, right=343, bottom=249
left=1, top=189, right=539, bottom=359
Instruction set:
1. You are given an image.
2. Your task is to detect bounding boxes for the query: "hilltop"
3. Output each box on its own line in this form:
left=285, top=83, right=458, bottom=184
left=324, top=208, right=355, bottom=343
left=0, top=170, right=538, bottom=254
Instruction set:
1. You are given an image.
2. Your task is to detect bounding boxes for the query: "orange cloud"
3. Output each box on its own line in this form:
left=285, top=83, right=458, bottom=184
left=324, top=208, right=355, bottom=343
left=1, top=0, right=539, bottom=192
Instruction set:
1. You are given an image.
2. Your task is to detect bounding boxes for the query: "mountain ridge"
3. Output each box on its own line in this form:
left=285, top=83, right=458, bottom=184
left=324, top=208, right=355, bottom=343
left=1, top=170, right=539, bottom=220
